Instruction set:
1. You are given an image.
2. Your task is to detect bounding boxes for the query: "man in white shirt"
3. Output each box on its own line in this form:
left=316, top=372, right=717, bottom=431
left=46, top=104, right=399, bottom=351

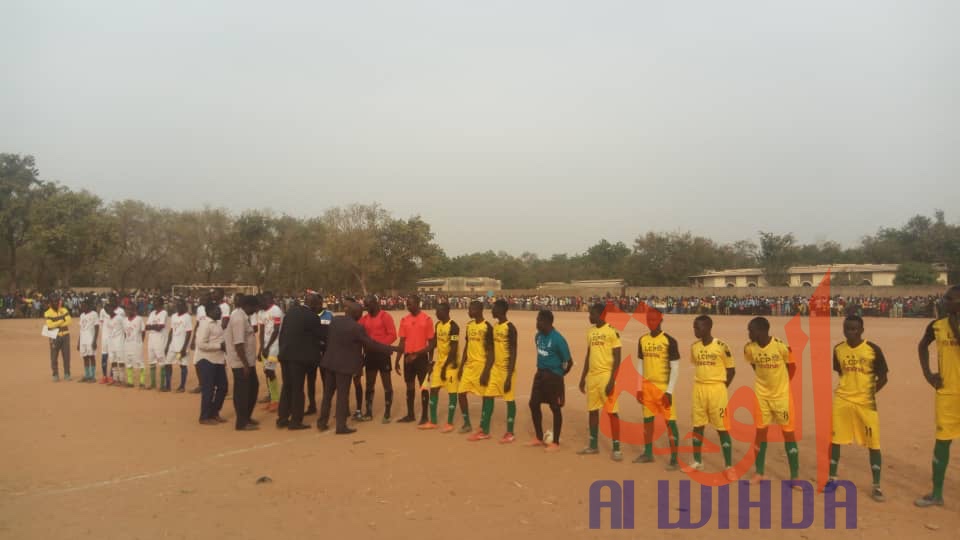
left=164, top=300, right=193, bottom=393
left=226, top=295, right=261, bottom=431
left=196, top=303, right=228, bottom=425
left=188, top=293, right=211, bottom=394
left=78, top=300, right=100, bottom=382
left=215, top=289, right=232, bottom=330
left=98, top=300, right=115, bottom=384
left=145, top=297, right=169, bottom=390
left=107, top=305, right=126, bottom=385
left=122, top=304, right=146, bottom=388
left=258, top=292, right=284, bottom=412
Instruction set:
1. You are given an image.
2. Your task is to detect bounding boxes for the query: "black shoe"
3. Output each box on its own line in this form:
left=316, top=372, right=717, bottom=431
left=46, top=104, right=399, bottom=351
left=361, top=413, right=373, bottom=421
left=190, top=386, right=202, bottom=394
left=288, top=423, right=310, bottom=431
left=276, top=419, right=290, bottom=428
left=335, top=427, right=358, bottom=435
left=317, top=423, right=330, bottom=432
left=418, top=417, right=428, bottom=425
left=304, top=406, right=317, bottom=416
left=247, top=419, right=260, bottom=426
left=237, top=424, right=259, bottom=431
left=397, top=415, right=416, bottom=423
left=351, top=411, right=364, bottom=421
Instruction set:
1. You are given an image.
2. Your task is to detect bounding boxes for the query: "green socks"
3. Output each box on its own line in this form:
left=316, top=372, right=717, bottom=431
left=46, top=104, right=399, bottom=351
left=693, top=427, right=705, bottom=463
left=125, top=367, right=134, bottom=384
left=668, top=420, right=679, bottom=464
left=149, top=366, right=157, bottom=387
left=267, top=377, right=280, bottom=402
left=869, top=449, right=882, bottom=485
left=429, top=393, right=439, bottom=424
left=447, top=394, right=457, bottom=424
left=589, top=424, right=599, bottom=449
left=785, top=441, right=799, bottom=479
left=613, top=440, right=621, bottom=452
left=830, top=444, right=840, bottom=478
left=139, top=369, right=146, bottom=386
left=506, top=401, right=516, bottom=434
left=480, top=397, right=494, bottom=434
left=933, top=440, right=951, bottom=499
left=756, top=442, right=768, bottom=475
left=719, top=431, right=732, bottom=467
left=643, top=416, right=654, bottom=456
left=159, top=367, right=167, bottom=389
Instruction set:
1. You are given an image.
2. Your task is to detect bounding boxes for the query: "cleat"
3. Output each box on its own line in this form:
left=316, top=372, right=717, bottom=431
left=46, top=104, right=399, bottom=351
left=823, top=479, right=840, bottom=493
left=914, top=494, right=944, bottom=508
left=381, top=416, right=392, bottom=424
left=467, top=430, right=490, bottom=442
left=99, top=377, right=109, bottom=384
left=544, top=443, right=561, bottom=453
left=64, top=375, right=71, bottom=381
left=52, top=375, right=60, bottom=382
left=525, top=439, right=546, bottom=447
left=440, top=423, right=455, bottom=433
left=352, top=411, right=364, bottom=422
left=633, top=453, right=655, bottom=464
left=871, top=486, right=885, bottom=503
left=360, top=413, right=373, bottom=422
left=418, top=422, right=438, bottom=430
left=499, top=433, right=515, bottom=444
left=577, top=447, right=599, bottom=456
left=681, top=461, right=704, bottom=473
left=723, top=468, right=739, bottom=482
left=459, top=424, right=473, bottom=434
left=612, top=450, right=623, bottom=462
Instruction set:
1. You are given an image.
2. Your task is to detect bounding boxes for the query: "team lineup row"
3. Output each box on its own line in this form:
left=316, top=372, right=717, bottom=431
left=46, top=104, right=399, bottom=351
left=41, top=286, right=960, bottom=511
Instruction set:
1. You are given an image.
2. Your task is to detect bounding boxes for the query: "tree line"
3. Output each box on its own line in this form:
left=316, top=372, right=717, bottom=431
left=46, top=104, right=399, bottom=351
left=2, top=153, right=956, bottom=293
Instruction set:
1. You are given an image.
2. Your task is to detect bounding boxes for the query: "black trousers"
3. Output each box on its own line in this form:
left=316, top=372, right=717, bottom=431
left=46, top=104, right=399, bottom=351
left=364, top=352, right=393, bottom=417
left=232, top=367, right=260, bottom=429
left=318, top=371, right=352, bottom=432
left=50, top=336, right=71, bottom=376
left=278, top=360, right=308, bottom=425
left=306, top=364, right=318, bottom=409
left=198, top=359, right=228, bottom=420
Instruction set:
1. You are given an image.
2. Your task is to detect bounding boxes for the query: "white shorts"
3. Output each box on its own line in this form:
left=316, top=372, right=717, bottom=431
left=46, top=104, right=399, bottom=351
left=108, top=350, right=124, bottom=364
left=166, top=350, right=188, bottom=366
left=124, top=349, right=144, bottom=368
left=80, top=341, right=96, bottom=357
left=147, top=341, right=166, bottom=365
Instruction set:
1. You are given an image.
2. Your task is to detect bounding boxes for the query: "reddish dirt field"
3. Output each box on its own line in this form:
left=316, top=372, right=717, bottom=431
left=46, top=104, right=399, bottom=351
left=1, top=310, right=958, bottom=539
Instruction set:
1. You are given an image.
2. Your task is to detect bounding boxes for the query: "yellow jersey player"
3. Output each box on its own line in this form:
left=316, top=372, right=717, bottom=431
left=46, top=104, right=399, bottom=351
left=634, top=311, right=681, bottom=470
left=916, top=285, right=960, bottom=508
left=827, top=315, right=888, bottom=503
left=688, top=315, right=736, bottom=480
left=479, top=299, right=519, bottom=443
left=744, top=317, right=800, bottom=486
left=428, top=302, right=462, bottom=433
left=578, top=303, right=623, bottom=461
left=459, top=301, right=494, bottom=437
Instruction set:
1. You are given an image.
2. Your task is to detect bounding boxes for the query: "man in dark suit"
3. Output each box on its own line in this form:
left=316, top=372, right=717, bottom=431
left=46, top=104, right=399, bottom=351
left=277, top=292, right=327, bottom=430
left=318, top=301, right=397, bottom=434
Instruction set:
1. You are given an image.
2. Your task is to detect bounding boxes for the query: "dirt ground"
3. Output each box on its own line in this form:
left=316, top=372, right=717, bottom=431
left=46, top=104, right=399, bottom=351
left=1, top=310, right=958, bottom=539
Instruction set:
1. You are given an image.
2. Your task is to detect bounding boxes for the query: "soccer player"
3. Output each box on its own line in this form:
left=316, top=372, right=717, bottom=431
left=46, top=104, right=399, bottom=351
left=744, top=317, right=799, bottom=485
left=528, top=309, right=572, bottom=451
left=688, top=315, right=736, bottom=480
left=634, top=311, right=681, bottom=470
left=145, top=297, right=169, bottom=390
left=77, top=301, right=100, bottom=382
left=458, top=301, right=493, bottom=435
left=426, top=302, right=461, bottom=432
left=44, top=294, right=72, bottom=382
left=577, top=303, right=624, bottom=461
left=214, top=289, right=231, bottom=330
left=395, top=295, right=435, bottom=425
left=916, top=285, right=960, bottom=508
left=107, top=304, right=126, bottom=385
left=359, top=295, right=397, bottom=422
left=98, top=300, right=113, bottom=383
left=122, top=304, right=146, bottom=388
left=258, top=292, right=283, bottom=413
left=476, top=299, right=518, bottom=442
left=828, top=315, right=888, bottom=502
left=164, top=300, right=192, bottom=393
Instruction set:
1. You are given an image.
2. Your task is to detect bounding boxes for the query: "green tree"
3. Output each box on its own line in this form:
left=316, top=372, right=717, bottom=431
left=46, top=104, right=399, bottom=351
left=756, top=232, right=796, bottom=286
left=322, top=203, right=391, bottom=294
left=0, top=154, right=44, bottom=291
left=27, top=184, right=105, bottom=288
left=894, top=261, right=939, bottom=285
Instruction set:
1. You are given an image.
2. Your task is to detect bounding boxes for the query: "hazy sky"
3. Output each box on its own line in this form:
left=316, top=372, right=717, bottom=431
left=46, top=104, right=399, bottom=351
left=3, top=1, right=958, bottom=257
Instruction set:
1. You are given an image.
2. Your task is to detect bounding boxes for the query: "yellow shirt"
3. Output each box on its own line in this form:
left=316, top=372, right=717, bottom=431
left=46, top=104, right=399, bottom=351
left=587, top=323, right=622, bottom=376
left=465, top=320, right=493, bottom=366
left=493, top=320, right=517, bottom=370
left=691, top=338, right=734, bottom=385
left=44, top=307, right=71, bottom=336
left=925, top=318, right=960, bottom=395
left=434, top=320, right=460, bottom=366
left=744, top=338, right=793, bottom=400
left=833, top=340, right=888, bottom=407
left=638, top=332, right=680, bottom=385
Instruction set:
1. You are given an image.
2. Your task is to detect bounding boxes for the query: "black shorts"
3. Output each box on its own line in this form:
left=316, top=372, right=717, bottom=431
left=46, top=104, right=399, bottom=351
left=364, top=352, right=392, bottom=373
left=530, top=369, right=565, bottom=407
left=403, top=353, right=430, bottom=383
